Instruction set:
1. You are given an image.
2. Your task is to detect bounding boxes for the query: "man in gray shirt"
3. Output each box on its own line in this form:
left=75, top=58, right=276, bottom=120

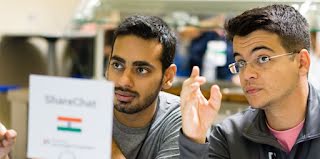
left=105, top=15, right=181, bottom=159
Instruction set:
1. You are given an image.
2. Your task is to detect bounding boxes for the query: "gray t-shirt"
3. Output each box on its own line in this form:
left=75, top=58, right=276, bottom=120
left=113, top=91, right=181, bottom=159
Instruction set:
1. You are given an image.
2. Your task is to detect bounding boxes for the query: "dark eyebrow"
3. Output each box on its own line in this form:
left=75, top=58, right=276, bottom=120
left=110, top=55, right=155, bottom=69
left=110, top=55, right=125, bottom=63
left=133, top=61, right=155, bottom=69
left=252, top=46, right=274, bottom=53
left=233, top=52, right=241, bottom=58
left=233, top=46, right=274, bottom=58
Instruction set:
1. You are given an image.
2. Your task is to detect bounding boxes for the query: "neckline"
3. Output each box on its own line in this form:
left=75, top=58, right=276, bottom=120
left=135, top=97, right=160, bottom=159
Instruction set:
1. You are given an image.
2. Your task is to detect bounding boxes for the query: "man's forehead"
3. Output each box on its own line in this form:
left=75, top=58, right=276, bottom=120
left=112, top=49, right=161, bottom=60
left=233, top=31, right=281, bottom=55
left=113, top=35, right=162, bottom=54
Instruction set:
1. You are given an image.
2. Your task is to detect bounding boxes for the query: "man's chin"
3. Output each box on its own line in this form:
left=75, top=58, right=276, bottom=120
left=114, top=104, right=142, bottom=114
left=248, top=101, right=267, bottom=110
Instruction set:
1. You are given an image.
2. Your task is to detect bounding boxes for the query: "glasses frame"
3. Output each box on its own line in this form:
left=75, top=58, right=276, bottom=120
left=228, top=52, right=298, bottom=74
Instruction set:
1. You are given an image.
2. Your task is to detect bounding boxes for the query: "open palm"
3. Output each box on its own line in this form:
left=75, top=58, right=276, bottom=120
left=180, top=66, right=222, bottom=143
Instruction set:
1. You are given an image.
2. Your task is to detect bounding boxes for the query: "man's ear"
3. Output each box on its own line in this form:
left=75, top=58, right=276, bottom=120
left=162, top=64, right=177, bottom=90
left=298, top=49, right=310, bottom=76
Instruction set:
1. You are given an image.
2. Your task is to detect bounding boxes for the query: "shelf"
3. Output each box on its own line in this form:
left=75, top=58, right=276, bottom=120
left=96, top=0, right=320, bottom=15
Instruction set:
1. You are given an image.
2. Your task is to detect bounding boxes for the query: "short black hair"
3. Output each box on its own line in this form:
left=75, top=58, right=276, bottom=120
left=225, top=4, right=310, bottom=53
left=112, top=15, right=177, bottom=72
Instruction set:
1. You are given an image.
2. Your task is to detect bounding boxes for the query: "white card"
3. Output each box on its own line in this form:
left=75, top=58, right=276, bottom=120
left=28, top=75, right=114, bottom=159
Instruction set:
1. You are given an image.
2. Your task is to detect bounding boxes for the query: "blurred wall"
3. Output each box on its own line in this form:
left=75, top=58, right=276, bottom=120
left=0, top=0, right=80, bottom=35
left=0, top=0, right=82, bottom=76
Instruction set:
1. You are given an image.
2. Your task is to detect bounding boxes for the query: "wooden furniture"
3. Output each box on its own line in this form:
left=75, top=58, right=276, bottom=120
left=7, top=88, right=28, bottom=159
left=164, top=79, right=248, bottom=104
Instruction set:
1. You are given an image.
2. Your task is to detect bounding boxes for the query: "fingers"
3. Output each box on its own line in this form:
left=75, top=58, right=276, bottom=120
left=190, top=66, right=200, bottom=78
left=1, top=130, right=16, bottom=151
left=0, top=123, right=17, bottom=148
left=208, top=85, right=222, bottom=111
left=181, top=66, right=206, bottom=96
left=0, top=124, right=7, bottom=132
left=190, top=66, right=206, bottom=84
left=0, top=123, right=7, bottom=141
left=5, top=130, right=17, bottom=141
left=181, top=66, right=206, bottom=113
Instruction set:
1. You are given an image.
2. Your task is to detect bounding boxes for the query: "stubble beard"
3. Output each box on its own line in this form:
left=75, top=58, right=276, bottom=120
left=114, top=81, right=162, bottom=114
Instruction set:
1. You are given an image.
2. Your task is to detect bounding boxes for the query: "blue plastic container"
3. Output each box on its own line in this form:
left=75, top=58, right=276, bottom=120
left=0, top=85, right=20, bottom=93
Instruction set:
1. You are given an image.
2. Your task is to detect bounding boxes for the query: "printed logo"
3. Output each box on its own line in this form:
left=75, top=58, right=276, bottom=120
left=57, top=116, right=82, bottom=133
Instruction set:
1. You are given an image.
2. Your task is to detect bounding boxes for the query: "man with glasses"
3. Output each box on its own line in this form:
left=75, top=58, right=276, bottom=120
left=179, top=4, right=320, bottom=158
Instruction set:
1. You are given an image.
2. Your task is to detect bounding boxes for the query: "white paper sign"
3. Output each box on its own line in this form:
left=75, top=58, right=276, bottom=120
left=28, top=75, right=114, bottom=159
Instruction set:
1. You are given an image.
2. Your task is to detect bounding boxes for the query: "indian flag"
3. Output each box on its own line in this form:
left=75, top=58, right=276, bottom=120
left=57, top=116, right=82, bottom=133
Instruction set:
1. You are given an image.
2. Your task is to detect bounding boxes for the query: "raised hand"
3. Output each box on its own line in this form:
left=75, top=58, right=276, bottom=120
left=0, top=123, right=17, bottom=159
left=180, top=66, right=222, bottom=144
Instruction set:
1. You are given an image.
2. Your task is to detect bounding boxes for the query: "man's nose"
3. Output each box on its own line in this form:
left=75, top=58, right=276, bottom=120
left=118, top=69, right=134, bottom=88
left=241, top=62, right=258, bottom=81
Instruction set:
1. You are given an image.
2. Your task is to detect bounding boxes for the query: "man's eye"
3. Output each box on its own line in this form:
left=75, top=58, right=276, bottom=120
left=112, top=62, right=123, bottom=70
left=236, top=60, right=246, bottom=68
left=257, top=56, right=270, bottom=64
left=136, top=67, right=149, bottom=74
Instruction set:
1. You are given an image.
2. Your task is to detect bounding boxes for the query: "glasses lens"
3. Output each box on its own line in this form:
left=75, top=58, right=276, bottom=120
left=229, top=63, right=238, bottom=74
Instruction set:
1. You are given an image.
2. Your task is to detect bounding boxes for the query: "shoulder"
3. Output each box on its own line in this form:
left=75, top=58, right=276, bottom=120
left=208, top=108, right=261, bottom=148
left=158, top=91, right=180, bottom=110
left=309, top=83, right=320, bottom=100
left=214, top=108, right=260, bottom=135
left=151, top=92, right=181, bottom=129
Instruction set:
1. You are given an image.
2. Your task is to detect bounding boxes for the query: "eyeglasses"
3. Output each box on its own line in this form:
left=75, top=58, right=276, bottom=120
left=228, top=52, right=297, bottom=74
